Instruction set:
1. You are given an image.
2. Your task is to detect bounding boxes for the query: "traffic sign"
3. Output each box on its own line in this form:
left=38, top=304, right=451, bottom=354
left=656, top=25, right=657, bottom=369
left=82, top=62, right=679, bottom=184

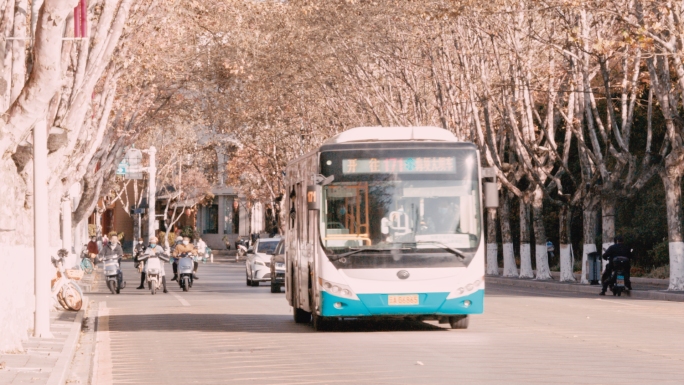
left=116, top=160, right=129, bottom=175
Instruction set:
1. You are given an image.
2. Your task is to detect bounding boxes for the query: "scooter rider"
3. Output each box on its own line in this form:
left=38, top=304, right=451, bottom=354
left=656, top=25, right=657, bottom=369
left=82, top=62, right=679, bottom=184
left=170, top=237, right=183, bottom=281
left=137, top=237, right=169, bottom=293
left=98, top=234, right=124, bottom=289
left=599, top=235, right=633, bottom=295
left=172, top=237, right=198, bottom=281
left=134, top=238, right=147, bottom=289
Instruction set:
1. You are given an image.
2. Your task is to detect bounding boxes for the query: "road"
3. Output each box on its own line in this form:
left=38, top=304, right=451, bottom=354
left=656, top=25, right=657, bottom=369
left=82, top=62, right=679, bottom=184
left=87, top=260, right=684, bottom=385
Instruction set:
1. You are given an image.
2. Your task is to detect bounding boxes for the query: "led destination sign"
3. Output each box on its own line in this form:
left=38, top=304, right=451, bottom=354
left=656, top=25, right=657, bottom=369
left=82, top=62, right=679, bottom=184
left=342, top=157, right=456, bottom=174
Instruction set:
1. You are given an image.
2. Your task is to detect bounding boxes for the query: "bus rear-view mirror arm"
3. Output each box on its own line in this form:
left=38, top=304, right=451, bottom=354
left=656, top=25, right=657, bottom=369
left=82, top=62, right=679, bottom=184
left=481, top=167, right=499, bottom=208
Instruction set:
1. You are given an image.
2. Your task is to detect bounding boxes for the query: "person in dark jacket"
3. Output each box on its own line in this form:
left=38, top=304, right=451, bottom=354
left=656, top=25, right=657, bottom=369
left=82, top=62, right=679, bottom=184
left=87, top=236, right=99, bottom=265
left=600, top=235, right=633, bottom=295
left=98, top=235, right=125, bottom=289
left=134, top=238, right=147, bottom=289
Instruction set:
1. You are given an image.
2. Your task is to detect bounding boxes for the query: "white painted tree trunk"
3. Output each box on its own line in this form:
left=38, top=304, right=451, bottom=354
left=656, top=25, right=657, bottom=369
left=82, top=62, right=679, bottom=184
left=534, top=245, right=552, bottom=280
left=486, top=208, right=499, bottom=275
left=559, top=205, right=575, bottom=282
left=661, top=163, right=684, bottom=291
left=579, top=205, right=597, bottom=284
left=502, top=243, right=516, bottom=277
left=581, top=243, right=597, bottom=284
left=499, top=193, right=517, bottom=277
left=486, top=243, right=498, bottom=275
left=532, top=187, right=551, bottom=280
left=559, top=244, right=575, bottom=282
left=519, top=198, right=533, bottom=278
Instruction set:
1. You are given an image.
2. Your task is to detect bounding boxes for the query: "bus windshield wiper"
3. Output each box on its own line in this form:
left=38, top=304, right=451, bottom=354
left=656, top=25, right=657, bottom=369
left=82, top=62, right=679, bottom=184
left=329, top=247, right=409, bottom=261
left=411, top=241, right=468, bottom=260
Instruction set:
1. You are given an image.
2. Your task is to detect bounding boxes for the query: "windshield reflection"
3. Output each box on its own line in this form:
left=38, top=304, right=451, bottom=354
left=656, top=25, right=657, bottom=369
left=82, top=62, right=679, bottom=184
left=321, top=178, right=481, bottom=255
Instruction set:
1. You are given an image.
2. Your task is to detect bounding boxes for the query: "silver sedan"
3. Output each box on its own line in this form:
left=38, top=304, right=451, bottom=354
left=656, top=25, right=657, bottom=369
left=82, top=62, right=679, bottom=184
left=245, top=238, right=281, bottom=287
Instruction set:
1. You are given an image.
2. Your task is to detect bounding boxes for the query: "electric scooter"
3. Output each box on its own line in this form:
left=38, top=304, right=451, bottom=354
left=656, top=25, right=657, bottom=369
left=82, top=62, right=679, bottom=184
left=102, top=256, right=125, bottom=294
left=178, top=252, right=194, bottom=292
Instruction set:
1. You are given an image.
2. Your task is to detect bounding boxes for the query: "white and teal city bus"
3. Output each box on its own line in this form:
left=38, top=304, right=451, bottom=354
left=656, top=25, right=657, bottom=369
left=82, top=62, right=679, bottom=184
left=284, top=126, right=494, bottom=330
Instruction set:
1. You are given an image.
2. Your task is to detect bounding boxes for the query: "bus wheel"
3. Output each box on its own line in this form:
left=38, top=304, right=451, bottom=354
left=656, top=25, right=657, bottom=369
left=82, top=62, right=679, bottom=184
left=293, top=306, right=311, bottom=324
left=449, top=315, right=469, bottom=330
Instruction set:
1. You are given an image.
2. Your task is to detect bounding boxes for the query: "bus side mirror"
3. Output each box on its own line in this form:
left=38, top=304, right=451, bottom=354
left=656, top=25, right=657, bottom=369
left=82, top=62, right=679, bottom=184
left=484, top=182, right=499, bottom=208
left=307, top=185, right=321, bottom=211
left=481, top=167, right=498, bottom=208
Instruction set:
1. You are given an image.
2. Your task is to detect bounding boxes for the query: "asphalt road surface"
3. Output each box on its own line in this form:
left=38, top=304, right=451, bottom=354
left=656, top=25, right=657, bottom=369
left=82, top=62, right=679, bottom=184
left=88, top=261, right=684, bottom=385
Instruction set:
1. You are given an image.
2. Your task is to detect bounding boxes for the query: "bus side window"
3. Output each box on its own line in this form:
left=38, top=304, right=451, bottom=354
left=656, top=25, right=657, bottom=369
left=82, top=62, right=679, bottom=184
left=289, top=186, right=296, bottom=229
left=296, top=183, right=303, bottom=241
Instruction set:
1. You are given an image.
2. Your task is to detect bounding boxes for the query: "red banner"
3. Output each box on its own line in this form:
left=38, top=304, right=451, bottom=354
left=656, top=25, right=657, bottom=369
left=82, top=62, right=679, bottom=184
left=74, top=0, right=87, bottom=38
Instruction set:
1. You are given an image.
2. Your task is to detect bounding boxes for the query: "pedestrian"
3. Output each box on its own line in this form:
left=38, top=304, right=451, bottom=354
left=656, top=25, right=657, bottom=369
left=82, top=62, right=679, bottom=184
left=134, top=238, right=147, bottom=289
left=195, top=237, right=207, bottom=274
left=87, top=236, right=99, bottom=265
left=170, top=237, right=183, bottom=280
left=102, top=234, right=109, bottom=247
left=197, top=237, right=207, bottom=260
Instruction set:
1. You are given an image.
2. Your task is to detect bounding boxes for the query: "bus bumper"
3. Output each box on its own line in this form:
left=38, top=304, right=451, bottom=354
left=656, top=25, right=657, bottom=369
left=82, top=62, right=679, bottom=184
left=319, top=290, right=484, bottom=317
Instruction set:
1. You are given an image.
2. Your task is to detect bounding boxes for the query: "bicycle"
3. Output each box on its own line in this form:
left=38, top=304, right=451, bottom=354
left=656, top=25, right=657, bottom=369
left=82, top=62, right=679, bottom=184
left=51, top=249, right=84, bottom=311
left=79, top=245, right=94, bottom=274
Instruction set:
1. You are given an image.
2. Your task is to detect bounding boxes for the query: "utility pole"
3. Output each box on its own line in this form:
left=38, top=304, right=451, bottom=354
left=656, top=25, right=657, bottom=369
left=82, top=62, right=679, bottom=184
left=147, top=146, right=156, bottom=243
left=33, top=119, right=52, bottom=338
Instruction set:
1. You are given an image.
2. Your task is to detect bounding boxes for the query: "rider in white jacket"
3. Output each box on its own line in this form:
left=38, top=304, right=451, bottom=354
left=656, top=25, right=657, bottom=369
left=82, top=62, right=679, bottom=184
left=137, top=237, right=170, bottom=293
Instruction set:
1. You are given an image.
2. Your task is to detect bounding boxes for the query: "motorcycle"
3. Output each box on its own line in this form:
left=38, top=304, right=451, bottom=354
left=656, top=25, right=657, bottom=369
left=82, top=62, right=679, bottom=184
left=236, top=239, right=249, bottom=261
left=178, top=252, right=194, bottom=292
left=102, top=256, right=125, bottom=294
left=609, top=256, right=630, bottom=297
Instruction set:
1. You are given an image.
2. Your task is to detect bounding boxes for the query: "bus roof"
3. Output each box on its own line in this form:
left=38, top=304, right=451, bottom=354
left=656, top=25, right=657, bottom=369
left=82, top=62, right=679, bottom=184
left=324, top=126, right=459, bottom=144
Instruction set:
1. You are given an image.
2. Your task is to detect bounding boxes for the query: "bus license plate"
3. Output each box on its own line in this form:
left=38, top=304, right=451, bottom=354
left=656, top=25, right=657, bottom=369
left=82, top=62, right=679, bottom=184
left=388, top=294, right=419, bottom=306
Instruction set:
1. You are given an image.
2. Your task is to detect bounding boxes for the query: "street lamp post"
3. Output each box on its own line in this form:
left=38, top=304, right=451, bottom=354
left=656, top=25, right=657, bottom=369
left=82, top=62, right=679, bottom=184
left=146, top=146, right=156, bottom=243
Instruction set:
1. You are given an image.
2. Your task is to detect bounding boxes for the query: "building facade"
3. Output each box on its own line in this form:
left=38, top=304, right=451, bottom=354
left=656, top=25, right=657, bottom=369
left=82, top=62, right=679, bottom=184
left=195, top=186, right=249, bottom=250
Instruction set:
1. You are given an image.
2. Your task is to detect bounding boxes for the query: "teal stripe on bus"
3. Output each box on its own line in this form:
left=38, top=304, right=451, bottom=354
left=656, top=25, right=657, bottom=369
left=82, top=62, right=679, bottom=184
left=319, top=290, right=484, bottom=317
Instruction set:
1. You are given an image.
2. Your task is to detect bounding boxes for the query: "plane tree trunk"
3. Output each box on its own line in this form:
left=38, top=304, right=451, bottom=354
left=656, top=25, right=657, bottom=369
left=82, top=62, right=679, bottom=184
left=500, top=192, right=517, bottom=277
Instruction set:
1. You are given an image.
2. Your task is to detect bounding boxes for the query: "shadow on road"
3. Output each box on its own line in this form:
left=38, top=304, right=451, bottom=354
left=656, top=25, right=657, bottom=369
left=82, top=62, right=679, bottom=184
left=106, top=313, right=447, bottom=334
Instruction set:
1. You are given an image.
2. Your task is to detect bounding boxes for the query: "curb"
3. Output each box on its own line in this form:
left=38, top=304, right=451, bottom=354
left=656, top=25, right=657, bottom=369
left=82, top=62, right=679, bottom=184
left=45, top=296, right=88, bottom=385
left=487, top=277, right=684, bottom=302
left=546, top=271, right=669, bottom=286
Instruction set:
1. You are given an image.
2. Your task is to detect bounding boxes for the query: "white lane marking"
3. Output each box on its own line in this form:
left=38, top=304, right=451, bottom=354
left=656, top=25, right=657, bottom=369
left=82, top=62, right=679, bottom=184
left=171, top=292, right=191, bottom=306
left=93, top=302, right=112, bottom=385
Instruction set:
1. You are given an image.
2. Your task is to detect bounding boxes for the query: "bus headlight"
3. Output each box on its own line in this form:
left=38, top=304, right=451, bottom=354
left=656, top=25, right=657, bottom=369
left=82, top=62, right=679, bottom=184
left=318, top=278, right=358, bottom=299
left=447, top=276, right=484, bottom=299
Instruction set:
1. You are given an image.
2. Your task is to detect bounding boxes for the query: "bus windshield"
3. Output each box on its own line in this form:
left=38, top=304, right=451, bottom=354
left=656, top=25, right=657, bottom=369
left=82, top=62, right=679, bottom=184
left=319, top=148, right=482, bottom=268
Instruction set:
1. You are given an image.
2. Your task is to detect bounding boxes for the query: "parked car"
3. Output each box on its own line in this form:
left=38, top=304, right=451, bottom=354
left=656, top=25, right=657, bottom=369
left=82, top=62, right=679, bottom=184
left=269, top=240, right=285, bottom=293
left=245, top=237, right=280, bottom=287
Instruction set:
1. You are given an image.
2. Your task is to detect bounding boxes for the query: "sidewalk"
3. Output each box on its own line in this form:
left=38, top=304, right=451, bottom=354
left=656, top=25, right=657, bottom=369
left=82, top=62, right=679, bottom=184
left=488, top=272, right=684, bottom=302
left=210, top=249, right=237, bottom=263
left=0, top=300, right=87, bottom=385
